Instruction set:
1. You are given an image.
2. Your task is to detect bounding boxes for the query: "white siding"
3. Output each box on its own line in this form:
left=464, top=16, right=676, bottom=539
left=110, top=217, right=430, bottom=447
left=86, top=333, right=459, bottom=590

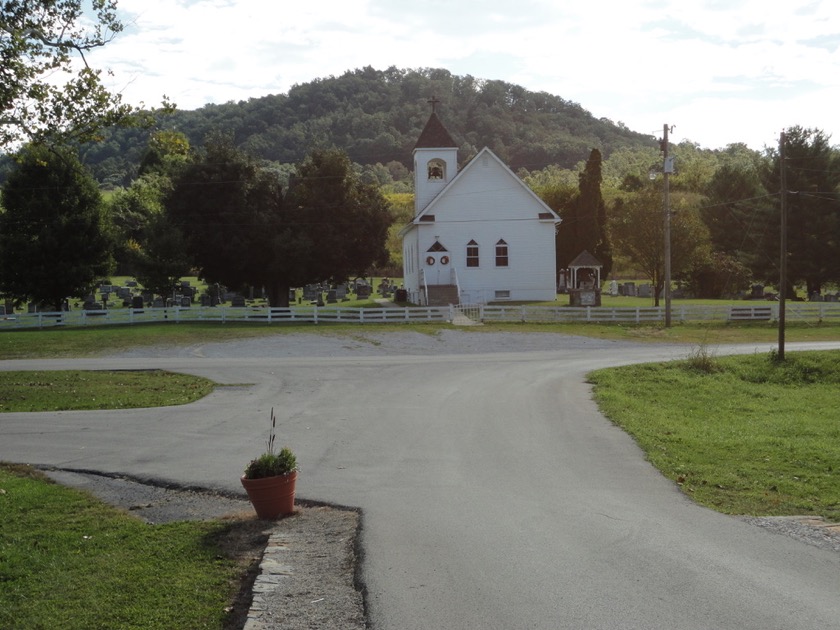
left=404, top=146, right=559, bottom=305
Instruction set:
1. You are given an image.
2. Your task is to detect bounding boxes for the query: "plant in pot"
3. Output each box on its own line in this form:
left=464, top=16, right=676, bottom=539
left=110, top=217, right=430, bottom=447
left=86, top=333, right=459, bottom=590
left=241, top=408, right=298, bottom=519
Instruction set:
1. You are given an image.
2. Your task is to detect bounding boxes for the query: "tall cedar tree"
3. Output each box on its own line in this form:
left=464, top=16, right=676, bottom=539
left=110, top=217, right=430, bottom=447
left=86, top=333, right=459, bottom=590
left=0, top=144, right=113, bottom=310
left=556, top=148, right=612, bottom=277
left=762, top=126, right=840, bottom=296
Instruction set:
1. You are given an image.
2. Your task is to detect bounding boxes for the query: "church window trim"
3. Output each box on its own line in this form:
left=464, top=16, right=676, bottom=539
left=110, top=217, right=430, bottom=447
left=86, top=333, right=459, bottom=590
left=495, top=239, right=509, bottom=267
left=466, top=240, right=480, bottom=268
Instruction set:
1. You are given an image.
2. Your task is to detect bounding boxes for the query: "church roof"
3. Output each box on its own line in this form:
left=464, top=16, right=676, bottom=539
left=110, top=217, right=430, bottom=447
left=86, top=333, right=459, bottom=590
left=414, top=112, right=458, bottom=149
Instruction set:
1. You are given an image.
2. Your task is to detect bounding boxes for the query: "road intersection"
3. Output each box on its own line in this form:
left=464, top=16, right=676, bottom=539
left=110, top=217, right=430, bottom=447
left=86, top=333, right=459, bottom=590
left=1, top=332, right=838, bottom=629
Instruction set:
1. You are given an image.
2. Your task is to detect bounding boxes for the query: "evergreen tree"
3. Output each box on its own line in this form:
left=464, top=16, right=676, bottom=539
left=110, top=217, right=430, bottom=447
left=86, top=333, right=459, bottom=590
left=0, top=145, right=113, bottom=310
left=555, top=148, right=612, bottom=277
left=762, top=126, right=840, bottom=296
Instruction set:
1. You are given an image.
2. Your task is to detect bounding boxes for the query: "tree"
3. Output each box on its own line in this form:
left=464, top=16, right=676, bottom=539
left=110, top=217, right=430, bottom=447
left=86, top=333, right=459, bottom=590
left=286, top=148, right=392, bottom=284
left=0, top=144, right=113, bottom=310
left=609, top=186, right=710, bottom=305
left=165, top=140, right=391, bottom=307
left=763, top=127, right=840, bottom=296
left=554, top=149, right=613, bottom=276
left=165, top=134, right=285, bottom=301
left=702, top=161, right=771, bottom=269
left=0, top=0, right=137, bottom=149
left=130, top=212, right=192, bottom=299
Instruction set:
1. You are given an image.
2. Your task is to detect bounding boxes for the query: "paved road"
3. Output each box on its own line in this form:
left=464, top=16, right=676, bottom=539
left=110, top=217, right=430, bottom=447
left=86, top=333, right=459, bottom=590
left=1, top=332, right=839, bottom=629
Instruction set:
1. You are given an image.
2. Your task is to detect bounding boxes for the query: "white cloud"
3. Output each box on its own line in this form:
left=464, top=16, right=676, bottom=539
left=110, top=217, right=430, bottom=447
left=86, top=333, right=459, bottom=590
left=83, top=0, right=840, bottom=149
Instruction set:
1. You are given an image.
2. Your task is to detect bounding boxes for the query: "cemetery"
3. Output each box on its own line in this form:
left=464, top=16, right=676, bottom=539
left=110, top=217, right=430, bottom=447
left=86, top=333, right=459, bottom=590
left=3, top=272, right=840, bottom=331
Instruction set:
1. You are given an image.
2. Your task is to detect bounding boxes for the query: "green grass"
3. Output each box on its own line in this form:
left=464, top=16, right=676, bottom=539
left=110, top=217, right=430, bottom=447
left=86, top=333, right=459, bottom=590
left=0, top=464, right=253, bottom=630
left=0, top=370, right=216, bottom=412
left=589, top=349, right=840, bottom=520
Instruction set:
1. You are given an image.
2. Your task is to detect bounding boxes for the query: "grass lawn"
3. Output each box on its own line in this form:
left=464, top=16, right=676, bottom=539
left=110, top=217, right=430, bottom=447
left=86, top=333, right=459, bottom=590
left=0, top=370, right=216, bottom=412
left=0, top=464, right=258, bottom=630
left=589, top=349, right=840, bottom=521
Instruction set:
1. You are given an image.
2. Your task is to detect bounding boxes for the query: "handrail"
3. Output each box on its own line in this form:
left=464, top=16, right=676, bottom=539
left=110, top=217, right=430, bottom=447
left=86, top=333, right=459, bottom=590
left=419, top=268, right=429, bottom=306
left=450, top=265, right=461, bottom=303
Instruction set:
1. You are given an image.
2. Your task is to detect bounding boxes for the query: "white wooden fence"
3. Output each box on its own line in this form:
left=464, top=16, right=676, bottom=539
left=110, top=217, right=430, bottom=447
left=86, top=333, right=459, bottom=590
left=2, top=302, right=840, bottom=330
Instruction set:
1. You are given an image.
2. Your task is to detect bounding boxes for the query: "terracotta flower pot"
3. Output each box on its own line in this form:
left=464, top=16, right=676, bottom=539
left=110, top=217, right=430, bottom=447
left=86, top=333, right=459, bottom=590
left=240, top=471, right=297, bottom=519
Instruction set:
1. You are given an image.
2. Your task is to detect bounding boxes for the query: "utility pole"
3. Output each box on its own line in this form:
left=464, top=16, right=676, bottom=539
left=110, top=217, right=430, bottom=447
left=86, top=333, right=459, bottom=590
left=661, top=124, right=673, bottom=327
left=778, top=130, right=787, bottom=360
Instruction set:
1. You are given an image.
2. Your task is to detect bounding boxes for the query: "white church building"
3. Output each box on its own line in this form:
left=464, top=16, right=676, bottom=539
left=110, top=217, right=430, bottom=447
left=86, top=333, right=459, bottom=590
left=401, top=106, right=561, bottom=305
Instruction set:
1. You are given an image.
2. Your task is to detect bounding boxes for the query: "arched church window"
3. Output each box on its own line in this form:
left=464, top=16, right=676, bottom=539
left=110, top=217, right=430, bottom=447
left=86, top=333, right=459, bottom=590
left=466, top=240, right=479, bottom=267
left=427, top=159, right=445, bottom=180
left=495, top=239, right=509, bottom=267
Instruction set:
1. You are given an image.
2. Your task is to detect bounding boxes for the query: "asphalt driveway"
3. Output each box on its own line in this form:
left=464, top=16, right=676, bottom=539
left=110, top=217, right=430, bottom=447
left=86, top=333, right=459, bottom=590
left=1, top=330, right=838, bottom=629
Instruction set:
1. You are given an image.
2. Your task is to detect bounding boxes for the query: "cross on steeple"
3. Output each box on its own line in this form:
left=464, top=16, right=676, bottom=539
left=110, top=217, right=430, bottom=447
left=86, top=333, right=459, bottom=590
left=427, top=95, right=440, bottom=113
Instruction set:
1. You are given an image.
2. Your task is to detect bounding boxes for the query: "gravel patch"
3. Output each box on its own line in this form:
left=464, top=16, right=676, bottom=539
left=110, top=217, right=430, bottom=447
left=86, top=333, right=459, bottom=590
left=42, top=469, right=365, bottom=630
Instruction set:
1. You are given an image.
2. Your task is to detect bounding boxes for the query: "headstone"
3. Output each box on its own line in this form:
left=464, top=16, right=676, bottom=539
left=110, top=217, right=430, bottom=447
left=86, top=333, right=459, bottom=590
left=153, top=298, right=164, bottom=308
left=200, top=294, right=211, bottom=307
left=609, top=280, right=619, bottom=296
left=638, top=284, right=651, bottom=298
left=181, top=296, right=191, bottom=307
left=751, top=284, right=764, bottom=299
left=335, top=285, right=347, bottom=300
left=126, top=280, right=138, bottom=288
left=231, top=295, right=246, bottom=307
left=623, top=282, right=636, bottom=297
left=131, top=296, right=144, bottom=309
left=356, top=285, right=371, bottom=299
left=326, top=289, right=337, bottom=303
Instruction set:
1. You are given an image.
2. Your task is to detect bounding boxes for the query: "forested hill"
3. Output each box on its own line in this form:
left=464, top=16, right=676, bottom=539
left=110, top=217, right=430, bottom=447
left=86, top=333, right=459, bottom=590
left=84, top=66, right=657, bottom=186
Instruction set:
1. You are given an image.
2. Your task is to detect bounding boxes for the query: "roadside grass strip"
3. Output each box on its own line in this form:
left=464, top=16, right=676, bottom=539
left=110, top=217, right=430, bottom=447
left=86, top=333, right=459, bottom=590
left=589, top=350, right=840, bottom=521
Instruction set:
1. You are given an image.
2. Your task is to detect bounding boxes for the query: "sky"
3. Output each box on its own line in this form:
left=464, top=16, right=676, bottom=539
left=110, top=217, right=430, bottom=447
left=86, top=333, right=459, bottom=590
left=89, top=0, right=840, bottom=152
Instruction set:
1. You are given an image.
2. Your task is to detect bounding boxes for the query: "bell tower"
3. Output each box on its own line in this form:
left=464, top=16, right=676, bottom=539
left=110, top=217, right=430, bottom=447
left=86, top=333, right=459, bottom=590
left=413, top=97, right=458, bottom=214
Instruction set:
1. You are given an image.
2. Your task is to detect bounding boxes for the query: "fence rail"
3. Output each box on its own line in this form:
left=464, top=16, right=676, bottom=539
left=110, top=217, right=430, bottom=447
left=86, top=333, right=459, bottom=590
left=1, top=302, right=839, bottom=330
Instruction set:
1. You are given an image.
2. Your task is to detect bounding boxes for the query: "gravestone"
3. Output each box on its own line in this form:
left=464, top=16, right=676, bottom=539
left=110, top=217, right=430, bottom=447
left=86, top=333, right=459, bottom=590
left=231, top=295, right=246, bottom=307
left=181, top=296, right=191, bottom=307
left=335, top=285, right=347, bottom=300
left=152, top=298, right=164, bottom=308
left=638, top=284, right=651, bottom=298
left=200, top=294, right=211, bottom=307
left=623, top=282, right=636, bottom=297
left=131, top=296, right=144, bottom=309
left=356, top=284, right=371, bottom=299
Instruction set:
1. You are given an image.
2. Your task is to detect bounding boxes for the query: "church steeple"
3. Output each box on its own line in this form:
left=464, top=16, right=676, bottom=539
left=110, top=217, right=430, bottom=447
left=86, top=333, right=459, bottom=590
left=414, top=97, right=457, bottom=150
left=413, top=98, right=458, bottom=213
